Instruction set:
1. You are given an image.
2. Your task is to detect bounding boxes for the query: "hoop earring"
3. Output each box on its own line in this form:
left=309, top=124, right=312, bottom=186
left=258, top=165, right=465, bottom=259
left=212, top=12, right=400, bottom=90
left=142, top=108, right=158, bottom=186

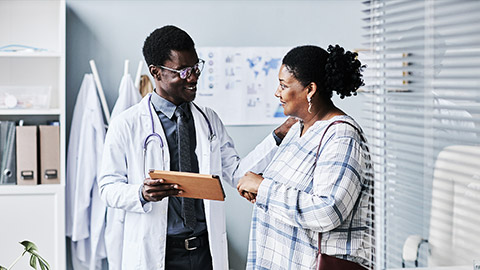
left=307, top=96, right=312, bottom=113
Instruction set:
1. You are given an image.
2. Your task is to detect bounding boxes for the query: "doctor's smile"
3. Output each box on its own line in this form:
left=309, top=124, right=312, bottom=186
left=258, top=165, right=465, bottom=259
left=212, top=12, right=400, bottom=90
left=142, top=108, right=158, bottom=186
left=185, top=85, right=197, bottom=91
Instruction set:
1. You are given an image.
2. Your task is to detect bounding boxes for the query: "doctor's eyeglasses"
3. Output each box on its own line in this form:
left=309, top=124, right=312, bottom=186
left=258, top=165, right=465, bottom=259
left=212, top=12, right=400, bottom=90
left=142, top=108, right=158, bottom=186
left=158, top=59, right=205, bottom=80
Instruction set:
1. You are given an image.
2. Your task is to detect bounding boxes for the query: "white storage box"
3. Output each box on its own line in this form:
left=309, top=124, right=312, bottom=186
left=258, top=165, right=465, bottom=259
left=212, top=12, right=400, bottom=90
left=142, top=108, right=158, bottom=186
left=0, top=86, right=52, bottom=109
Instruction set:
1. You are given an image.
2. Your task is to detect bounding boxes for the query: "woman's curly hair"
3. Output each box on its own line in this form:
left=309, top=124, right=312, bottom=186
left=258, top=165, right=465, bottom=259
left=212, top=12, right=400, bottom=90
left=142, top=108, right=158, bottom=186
left=325, top=44, right=365, bottom=99
left=282, top=44, right=365, bottom=99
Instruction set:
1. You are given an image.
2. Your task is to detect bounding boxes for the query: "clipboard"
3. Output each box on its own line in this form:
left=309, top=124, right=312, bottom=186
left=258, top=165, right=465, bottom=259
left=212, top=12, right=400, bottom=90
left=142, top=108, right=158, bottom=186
left=148, top=170, right=226, bottom=201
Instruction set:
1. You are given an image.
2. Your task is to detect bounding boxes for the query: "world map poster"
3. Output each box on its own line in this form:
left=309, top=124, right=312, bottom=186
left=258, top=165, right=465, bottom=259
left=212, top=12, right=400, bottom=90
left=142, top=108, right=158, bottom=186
left=196, top=47, right=290, bottom=125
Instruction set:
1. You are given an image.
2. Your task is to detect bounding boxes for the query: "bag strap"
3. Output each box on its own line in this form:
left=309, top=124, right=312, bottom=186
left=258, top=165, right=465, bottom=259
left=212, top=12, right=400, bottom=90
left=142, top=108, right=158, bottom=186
left=313, top=120, right=364, bottom=174
left=315, top=120, right=365, bottom=253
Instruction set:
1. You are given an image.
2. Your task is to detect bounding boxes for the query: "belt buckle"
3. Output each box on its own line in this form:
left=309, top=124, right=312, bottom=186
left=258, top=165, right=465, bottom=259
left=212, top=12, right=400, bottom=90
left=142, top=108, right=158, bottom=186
left=185, top=236, right=197, bottom=251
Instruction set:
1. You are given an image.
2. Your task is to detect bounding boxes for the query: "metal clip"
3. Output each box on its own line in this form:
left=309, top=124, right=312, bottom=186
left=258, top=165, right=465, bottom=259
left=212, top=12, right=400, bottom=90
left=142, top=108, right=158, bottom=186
left=3, top=169, right=12, bottom=177
left=184, top=236, right=197, bottom=251
left=21, top=170, right=34, bottom=180
left=44, top=169, right=58, bottom=179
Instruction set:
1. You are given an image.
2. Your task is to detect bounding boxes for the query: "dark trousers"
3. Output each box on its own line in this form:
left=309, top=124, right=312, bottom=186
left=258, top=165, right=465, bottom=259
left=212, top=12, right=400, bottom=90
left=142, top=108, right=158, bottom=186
left=165, top=233, right=213, bottom=270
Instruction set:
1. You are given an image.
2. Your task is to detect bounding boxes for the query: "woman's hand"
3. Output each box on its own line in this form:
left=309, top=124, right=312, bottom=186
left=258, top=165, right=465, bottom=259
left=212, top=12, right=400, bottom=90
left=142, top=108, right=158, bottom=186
left=237, top=172, right=264, bottom=203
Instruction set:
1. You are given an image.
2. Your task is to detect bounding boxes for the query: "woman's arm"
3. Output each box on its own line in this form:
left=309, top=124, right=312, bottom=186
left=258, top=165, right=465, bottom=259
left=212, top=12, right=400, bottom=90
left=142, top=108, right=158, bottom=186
left=252, top=136, right=364, bottom=232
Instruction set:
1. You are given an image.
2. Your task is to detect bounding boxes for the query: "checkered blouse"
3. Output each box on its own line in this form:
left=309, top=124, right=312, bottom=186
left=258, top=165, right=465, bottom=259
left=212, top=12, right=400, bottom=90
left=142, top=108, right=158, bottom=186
left=247, top=115, right=374, bottom=270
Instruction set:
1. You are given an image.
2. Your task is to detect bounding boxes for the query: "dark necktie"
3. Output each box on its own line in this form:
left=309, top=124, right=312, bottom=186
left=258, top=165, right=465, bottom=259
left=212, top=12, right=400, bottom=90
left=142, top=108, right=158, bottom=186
left=175, top=106, right=197, bottom=230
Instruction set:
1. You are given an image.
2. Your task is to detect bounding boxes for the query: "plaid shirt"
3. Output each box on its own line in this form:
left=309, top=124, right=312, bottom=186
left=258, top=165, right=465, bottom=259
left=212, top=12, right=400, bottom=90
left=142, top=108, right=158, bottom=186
left=247, top=115, right=373, bottom=270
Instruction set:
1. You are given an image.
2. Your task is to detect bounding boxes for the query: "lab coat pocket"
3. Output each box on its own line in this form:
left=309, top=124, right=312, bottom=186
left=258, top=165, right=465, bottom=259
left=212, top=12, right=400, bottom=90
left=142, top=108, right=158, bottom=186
left=105, top=208, right=126, bottom=265
left=122, top=241, right=141, bottom=269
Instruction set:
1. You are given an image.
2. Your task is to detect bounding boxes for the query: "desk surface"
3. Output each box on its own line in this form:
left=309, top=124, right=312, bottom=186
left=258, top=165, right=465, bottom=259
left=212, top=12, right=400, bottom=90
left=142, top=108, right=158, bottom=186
left=391, top=266, right=471, bottom=270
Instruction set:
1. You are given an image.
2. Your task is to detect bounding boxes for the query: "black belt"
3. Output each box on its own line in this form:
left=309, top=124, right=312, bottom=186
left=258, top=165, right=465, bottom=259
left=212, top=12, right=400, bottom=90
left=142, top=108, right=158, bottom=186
left=166, top=232, right=209, bottom=251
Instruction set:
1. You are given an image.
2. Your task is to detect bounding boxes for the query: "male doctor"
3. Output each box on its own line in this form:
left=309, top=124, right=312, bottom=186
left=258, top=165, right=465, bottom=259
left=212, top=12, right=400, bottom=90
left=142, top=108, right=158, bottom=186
left=98, top=25, right=294, bottom=270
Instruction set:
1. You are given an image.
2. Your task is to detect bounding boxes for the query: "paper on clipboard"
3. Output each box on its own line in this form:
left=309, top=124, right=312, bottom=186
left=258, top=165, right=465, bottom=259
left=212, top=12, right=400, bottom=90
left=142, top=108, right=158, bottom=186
left=148, top=170, right=225, bottom=201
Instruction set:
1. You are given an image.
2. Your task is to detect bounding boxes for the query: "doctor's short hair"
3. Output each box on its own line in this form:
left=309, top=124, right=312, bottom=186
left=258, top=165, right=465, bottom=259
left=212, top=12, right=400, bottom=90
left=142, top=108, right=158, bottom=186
left=142, top=25, right=195, bottom=67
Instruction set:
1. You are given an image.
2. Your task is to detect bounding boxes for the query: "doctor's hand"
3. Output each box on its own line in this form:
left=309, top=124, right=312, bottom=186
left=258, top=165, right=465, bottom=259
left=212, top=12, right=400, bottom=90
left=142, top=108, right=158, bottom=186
left=237, top=172, right=264, bottom=203
left=274, top=117, right=298, bottom=140
left=142, top=178, right=182, bottom=202
left=240, top=191, right=256, bottom=203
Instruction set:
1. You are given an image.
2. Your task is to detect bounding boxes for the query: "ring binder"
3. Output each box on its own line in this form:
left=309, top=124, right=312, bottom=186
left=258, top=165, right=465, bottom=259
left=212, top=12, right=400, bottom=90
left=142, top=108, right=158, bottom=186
left=0, top=121, right=16, bottom=185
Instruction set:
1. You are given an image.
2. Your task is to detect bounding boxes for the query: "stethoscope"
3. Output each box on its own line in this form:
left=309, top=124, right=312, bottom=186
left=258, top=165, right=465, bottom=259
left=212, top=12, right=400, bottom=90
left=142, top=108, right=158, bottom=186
left=142, top=94, right=216, bottom=176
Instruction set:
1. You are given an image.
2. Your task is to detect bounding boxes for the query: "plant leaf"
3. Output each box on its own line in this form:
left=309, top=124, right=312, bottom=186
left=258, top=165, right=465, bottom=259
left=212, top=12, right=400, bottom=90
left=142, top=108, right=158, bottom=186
left=20, top=240, right=38, bottom=253
left=17, top=241, right=50, bottom=270
left=29, top=254, right=37, bottom=269
left=0, top=265, right=7, bottom=270
left=39, top=260, right=46, bottom=270
left=36, top=255, right=50, bottom=270
left=29, top=251, right=50, bottom=270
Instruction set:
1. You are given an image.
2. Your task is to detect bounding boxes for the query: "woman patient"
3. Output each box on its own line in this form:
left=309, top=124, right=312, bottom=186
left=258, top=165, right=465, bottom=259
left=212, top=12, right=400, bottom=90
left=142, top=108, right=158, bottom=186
left=237, top=45, right=374, bottom=270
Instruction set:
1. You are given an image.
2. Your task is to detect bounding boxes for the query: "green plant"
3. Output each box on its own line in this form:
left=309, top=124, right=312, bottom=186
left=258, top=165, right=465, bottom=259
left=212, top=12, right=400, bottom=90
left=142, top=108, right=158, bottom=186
left=0, top=241, right=50, bottom=270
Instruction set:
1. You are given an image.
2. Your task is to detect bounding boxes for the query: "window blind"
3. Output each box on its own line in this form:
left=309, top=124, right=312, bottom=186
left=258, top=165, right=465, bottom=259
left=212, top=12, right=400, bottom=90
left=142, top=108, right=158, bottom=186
left=362, top=0, right=480, bottom=268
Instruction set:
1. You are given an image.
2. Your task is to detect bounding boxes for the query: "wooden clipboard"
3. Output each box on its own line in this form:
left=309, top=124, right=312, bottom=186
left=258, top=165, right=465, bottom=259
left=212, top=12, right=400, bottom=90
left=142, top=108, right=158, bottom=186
left=148, top=170, right=225, bottom=201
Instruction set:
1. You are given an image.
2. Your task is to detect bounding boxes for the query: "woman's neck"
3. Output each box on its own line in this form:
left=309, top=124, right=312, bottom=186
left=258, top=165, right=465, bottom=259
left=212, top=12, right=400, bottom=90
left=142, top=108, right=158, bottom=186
left=300, top=102, right=345, bottom=136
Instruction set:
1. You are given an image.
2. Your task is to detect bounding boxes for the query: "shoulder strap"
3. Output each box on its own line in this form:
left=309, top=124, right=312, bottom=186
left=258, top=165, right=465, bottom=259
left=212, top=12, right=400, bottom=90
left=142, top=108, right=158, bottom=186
left=313, top=120, right=363, bottom=171
left=315, top=120, right=365, bottom=253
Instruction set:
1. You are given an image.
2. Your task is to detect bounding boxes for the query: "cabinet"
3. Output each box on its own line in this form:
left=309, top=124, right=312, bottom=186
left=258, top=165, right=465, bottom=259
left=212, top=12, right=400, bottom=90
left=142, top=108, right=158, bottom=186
left=0, top=1, right=66, bottom=269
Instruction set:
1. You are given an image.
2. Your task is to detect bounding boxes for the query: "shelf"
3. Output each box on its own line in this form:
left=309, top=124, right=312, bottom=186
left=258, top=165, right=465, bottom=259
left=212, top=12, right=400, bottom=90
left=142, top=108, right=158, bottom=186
left=0, top=51, right=62, bottom=58
left=0, top=184, right=64, bottom=195
left=0, top=109, right=60, bottom=115
left=0, top=0, right=66, bottom=269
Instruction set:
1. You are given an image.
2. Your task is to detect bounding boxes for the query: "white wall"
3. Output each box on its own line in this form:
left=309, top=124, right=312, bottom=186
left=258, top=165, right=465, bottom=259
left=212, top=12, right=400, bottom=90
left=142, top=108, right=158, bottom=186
left=66, top=1, right=365, bottom=269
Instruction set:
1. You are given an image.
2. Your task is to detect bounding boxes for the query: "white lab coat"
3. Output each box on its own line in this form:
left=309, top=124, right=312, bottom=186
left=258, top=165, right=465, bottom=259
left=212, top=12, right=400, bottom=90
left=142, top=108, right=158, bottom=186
left=110, top=74, right=142, bottom=119
left=99, top=94, right=278, bottom=270
left=106, top=73, right=141, bottom=270
left=66, top=74, right=107, bottom=270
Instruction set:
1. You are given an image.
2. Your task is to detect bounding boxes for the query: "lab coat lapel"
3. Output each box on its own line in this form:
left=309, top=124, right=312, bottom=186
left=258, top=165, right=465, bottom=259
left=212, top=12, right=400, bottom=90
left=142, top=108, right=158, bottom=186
left=190, top=103, right=216, bottom=242
left=191, top=103, right=211, bottom=175
left=140, top=94, right=170, bottom=172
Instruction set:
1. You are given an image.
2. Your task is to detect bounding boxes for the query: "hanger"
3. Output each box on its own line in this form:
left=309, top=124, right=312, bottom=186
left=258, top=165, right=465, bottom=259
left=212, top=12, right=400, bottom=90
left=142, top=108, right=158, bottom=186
left=124, top=59, right=129, bottom=77
left=89, top=59, right=111, bottom=124
left=124, top=59, right=144, bottom=89
left=134, top=60, right=144, bottom=89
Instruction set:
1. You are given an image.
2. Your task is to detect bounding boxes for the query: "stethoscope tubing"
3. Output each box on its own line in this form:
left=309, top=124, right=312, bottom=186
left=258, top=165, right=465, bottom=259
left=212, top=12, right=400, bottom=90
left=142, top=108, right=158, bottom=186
left=142, top=93, right=216, bottom=177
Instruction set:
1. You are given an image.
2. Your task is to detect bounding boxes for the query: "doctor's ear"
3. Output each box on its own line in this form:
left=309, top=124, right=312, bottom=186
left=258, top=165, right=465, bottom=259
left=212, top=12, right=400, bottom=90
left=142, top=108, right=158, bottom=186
left=149, top=65, right=161, bottom=80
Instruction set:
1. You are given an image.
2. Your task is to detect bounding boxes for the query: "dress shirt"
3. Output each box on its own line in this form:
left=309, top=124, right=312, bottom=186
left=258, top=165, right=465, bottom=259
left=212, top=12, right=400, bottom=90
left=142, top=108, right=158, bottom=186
left=272, top=130, right=283, bottom=146
left=145, top=92, right=207, bottom=237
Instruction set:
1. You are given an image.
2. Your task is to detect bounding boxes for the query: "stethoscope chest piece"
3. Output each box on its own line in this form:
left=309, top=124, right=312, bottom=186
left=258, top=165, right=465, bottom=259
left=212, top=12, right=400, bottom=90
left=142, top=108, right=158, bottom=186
left=208, top=133, right=216, bottom=142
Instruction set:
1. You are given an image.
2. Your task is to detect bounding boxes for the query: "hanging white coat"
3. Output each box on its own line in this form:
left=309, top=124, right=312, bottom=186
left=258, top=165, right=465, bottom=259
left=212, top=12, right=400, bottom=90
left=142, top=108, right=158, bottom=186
left=66, top=73, right=107, bottom=270
left=98, top=94, right=278, bottom=270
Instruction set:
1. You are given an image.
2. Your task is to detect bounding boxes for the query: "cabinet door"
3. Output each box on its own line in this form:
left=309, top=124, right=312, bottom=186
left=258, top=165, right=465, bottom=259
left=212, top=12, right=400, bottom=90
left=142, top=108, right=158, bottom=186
left=0, top=187, right=65, bottom=269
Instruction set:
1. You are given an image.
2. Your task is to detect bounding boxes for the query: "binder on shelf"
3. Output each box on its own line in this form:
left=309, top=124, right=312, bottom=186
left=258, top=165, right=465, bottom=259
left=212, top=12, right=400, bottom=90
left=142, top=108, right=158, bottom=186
left=0, top=121, right=16, bottom=184
left=39, top=125, right=60, bottom=184
left=16, top=125, right=38, bottom=185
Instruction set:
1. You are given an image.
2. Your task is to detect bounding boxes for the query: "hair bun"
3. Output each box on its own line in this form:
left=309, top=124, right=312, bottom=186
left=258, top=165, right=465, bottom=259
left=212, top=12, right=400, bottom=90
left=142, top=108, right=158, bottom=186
left=325, top=44, right=365, bottom=99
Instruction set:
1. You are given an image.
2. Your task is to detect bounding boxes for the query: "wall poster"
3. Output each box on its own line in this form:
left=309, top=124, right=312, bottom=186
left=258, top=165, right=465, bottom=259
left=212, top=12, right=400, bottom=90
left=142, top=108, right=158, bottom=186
left=196, top=47, right=290, bottom=125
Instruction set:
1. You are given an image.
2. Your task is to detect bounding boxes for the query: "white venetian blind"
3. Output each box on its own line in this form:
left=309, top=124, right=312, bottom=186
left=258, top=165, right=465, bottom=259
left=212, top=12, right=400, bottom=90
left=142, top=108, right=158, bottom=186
left=362, top=0, right=480, bottom=268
